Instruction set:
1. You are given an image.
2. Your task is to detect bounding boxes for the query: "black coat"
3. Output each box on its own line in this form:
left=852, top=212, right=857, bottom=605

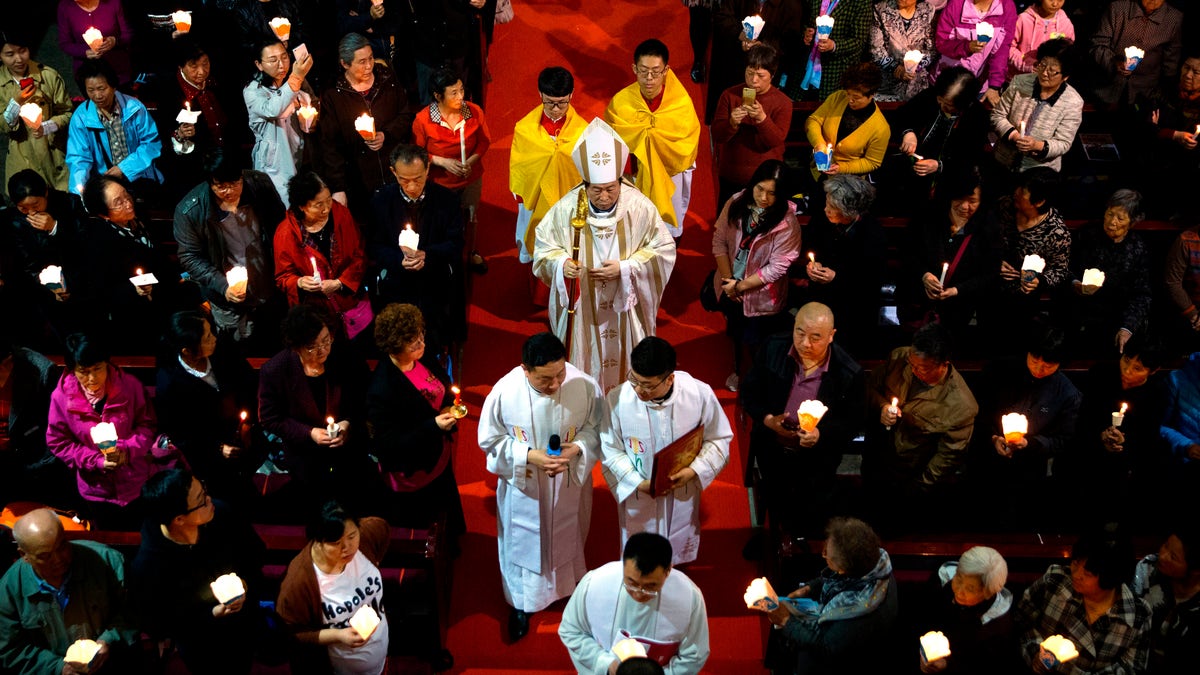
left=901, top=206, right=1003, bottom=329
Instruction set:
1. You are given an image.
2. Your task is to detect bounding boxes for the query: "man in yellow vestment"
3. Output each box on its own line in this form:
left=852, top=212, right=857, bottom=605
left=604, top=39, right=701, bottom=238
left=533, top=118, right=676, bottom=394
left=510, top=67, right=587, bottom=263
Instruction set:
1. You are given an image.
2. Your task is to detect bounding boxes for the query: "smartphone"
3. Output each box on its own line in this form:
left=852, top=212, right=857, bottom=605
left=292, top=43, right=309, bottom=62
left=19, top=77, right=34, bottom=90
left=742, top=87, right=756, bottom=108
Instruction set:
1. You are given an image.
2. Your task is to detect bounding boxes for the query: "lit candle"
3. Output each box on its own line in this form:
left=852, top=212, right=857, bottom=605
left=176, top=100, right=201, bottom=125
left=18, top=102, right=42, bottom=128
left=450, top=385, right=468, bottom=419
left=225, top=266, right=248, bottom=294
left=1040, top=635, right=1079, bottom=667
left=326, top=416, right=339, bottom=439
left=268, top=17, right=291, bottom=41
left=742, top=15, right=765, bottom=40
left=885, top=397, right=899, bottom=430
left=1124, top=46, right=1145, bottom=71
left=90, top=422, right=119, bottom=455
left=398, top=223, right=420, bottom=251
left=296, top=104, right=318, bottom=133
left=82, top=27, right=104, bottom=52
left=815, top=14, right=835, bottom=39
left=612, top=638, right=648, bottom=662
left=349, top=605, right=380, bottom=640
left=938, top=262, right=949, bottom=286
left=1019, top=120, right=1026, bottom=137
left=1081, top=268, right=1105, bottom=289
left=237, top=410, right=249, bottom=435
left=452, top=386, right=462, bottom=407
left=808, top=251, right=816, bottom=265
left=1112, top=402, right=1128, bottom=428
left=65, top=639, right=101, bottom=668
left=744, top=576, right=780, bottom=611
left=797, top=400, right=829, bottom=432
left=172, top=10, right=192, bottom=33
left=210, top=573, right=244, bottom=604
left=39, top=265, right=64, bottom=291
left=975, top=21, right=995, bottom=43
left=310, top=256, right=321, bottom=283
left=1021, top=255, right=1046, bottom=285
left=458, top=123, right=467, bottom=164
left=1194, top=124, right=1199, bottom=137
left=1001, top=413, right=1028, bottom=443
left=920, top=632, right=952, bottom=663
left=354, top=113, right=375, bottom=141
left=129, top=268, right=158, bottom=287
left=903, top=50, right=922, bottom=74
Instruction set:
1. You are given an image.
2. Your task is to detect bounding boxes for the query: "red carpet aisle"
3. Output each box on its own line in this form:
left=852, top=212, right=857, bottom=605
left=445, top=1, right=767, bottom=672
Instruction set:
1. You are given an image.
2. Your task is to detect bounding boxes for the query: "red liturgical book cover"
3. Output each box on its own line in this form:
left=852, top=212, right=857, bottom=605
left=619, top=629, right=680, bottom=666
left=648, top=424, right=704, bottom=495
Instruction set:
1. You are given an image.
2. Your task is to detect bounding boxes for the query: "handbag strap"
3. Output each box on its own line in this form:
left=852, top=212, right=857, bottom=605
left=945, top=233, right=973, bottom=284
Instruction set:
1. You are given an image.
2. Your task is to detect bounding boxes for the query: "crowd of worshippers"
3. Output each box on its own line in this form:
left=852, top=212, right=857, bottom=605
left=3, top=1, right=1200, bottom=674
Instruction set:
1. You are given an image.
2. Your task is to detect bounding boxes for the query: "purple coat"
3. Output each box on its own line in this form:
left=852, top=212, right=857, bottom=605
left=933, top=0, right=1018, bottom=91
left=46, top=365, right=161, bottom=506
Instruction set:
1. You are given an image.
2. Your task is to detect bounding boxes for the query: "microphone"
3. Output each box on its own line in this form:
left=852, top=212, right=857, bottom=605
left=547, top=434, right=562, bottom=457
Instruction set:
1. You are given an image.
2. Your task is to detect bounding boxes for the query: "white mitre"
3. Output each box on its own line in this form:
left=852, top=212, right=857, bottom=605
left=572, top=117, right=629, bottom=184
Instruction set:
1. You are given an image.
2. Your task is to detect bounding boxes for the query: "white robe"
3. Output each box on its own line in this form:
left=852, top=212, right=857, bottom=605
left=478, top=363, right=605, bottom=612
left=533, top=184, right=676, bottom=395
left=600, top=372, right=732, bottom=565
left=559, top=561, right=710, bottom=675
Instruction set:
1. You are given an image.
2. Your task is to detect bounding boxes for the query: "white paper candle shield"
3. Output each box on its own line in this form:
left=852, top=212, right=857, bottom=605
left=612, top=637, right=648, bottom=662
left=65, top=639, right=101, bottom=668
left=797, top=400, right=829, bottom=432
left=742, top=15, right=765, bottom=40
left=349, top=605, right=380, bottom=640
left=398, top=224, right=420, bottom=251
left=176, top=101, right=201, bottom=125
left=1082, top=268, right=1106, bottom=288
left=744, top=576, right=781, bottom=611
left=90, top=422, right=118, bottom=451
left=296, top=104, right=318, bottom=132
left=129, top=271, right=159, bottom=287
left=39, top=265, right=64, bottom=290
left=1112, top=402, right=1128, bottom=428
left=19, top=103, right=42, bottom=128
left=1021, top=254, right=1046, bottom=273
left=172, top=10, right=192, bottom=32
left=903, top=50, right=922, bottom=73
left=354, top=113, right=375, bottom=140
left=1001, top=413, right=1028, bottom=442
left=975, top=21, right=994, bottom=43
left=1124, top=46, right=1145, bottom=71
left=815, top=15, right=835, bottom=39
left=210, top=573, right=245, bottom=604
left=82, top=27, right=104, bottom=51
left=269, top=17, right=291, bottom=41
left=226, top=266, right=248, bottom=294
left=920, top=631, right=952, bottom=662
left=1041, top=635, right=1079, bottom=664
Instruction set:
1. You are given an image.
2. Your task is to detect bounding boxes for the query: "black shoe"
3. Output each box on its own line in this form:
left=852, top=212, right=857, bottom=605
left=468, top=250, right=489, bottom=275
left=508, top=608, right=531, bottom=642
left=690, top=65, right=706, bottom=83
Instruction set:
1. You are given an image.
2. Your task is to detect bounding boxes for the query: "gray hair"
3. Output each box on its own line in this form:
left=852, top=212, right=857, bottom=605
left=823, top=175, right=876, bottom=221
left=1106, top=189, right=1144, bottom=223
left=338, top=33, right=372, bottom=67
left=957, top=546, right=1008, bottom=597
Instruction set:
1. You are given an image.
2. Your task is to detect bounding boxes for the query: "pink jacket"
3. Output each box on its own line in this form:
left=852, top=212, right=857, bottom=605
left=933, top=0, right=1018, bottom=91
left=46, top=365, right=162, bottom=506
left=711, top=193, right=801, bottom=317
left=1009, top=7, right=1076, bottom=78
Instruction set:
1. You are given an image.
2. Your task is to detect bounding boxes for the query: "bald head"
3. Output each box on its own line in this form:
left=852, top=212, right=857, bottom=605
left=795, top=302, right=835, bottom=329
left=14, top=509, right=72, bottom=585
left=793, top=303, right=836, bottom=365
left=13, top=508, right=64, bottom=549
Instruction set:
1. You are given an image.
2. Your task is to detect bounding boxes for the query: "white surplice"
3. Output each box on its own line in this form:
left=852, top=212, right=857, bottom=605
left=558, top=560, right=710, bottom=675
left=600, top=372, right=732, bottom=565
left=478, top=363, right=606, bottom=612
left=532, top=183, right=676, bottom=395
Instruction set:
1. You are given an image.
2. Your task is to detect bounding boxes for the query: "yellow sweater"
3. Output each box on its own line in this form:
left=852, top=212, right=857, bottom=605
left=804, top=90, right=891, bottom=179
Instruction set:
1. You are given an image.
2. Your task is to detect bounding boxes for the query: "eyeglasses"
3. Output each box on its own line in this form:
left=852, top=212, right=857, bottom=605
left=634, top=66, right=668, bottom=79
left=211, top=180, right=241, bottom=193
left=183, top=482, right=210, bottom=514
left=627, top=374, right=669, bottom=392
left=907, top=354, right=947, bottom=377
left=305, top=335, right=334, bottom=354
left=1033, top=63, right=1062, bottom=77
left=623, top=581, right=660, bottom=597
left=540, top=96, right=571, bottom=110
left=260, top=54, right=290, bottom=66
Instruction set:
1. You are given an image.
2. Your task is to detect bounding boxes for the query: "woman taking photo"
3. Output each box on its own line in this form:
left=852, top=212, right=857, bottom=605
left=366, top=303, right=465, bottom=548
left=244, top=38, right=316, bottom=205
left=0, top=30, right=73, bottom=190
left=710, top=160, right=801, bottom=391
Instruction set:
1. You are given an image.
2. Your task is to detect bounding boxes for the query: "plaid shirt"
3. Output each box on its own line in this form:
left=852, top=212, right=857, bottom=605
left=1016, top=564, right=1151, bottom=674
left=97, top=99, right=129, bottom=167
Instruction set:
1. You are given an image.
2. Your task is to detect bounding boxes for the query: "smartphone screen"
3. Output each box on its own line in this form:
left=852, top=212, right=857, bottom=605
left=20, top=77, right=34, bottom=90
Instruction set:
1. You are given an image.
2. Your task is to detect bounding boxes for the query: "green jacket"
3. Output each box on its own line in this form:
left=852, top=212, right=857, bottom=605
left=0, top=540, right=137, bottom=675
left=0, top=61, right=73, bottom=191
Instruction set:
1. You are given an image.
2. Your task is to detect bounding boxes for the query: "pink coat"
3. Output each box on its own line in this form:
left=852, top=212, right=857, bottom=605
left=933, top=0, right=1018, bottom=91
left=1009, top=7, right=1076, bottom=78
left=46, top=365, right=163, bottom=506
left=711, top=194, right=801, bottom=317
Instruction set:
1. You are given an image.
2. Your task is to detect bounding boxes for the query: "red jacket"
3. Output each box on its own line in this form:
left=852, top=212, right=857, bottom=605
left=273, top=201, right=366, bottom=314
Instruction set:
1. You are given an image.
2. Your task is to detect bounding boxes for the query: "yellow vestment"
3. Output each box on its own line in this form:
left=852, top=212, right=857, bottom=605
left=509, top=105, right=587, bottom=257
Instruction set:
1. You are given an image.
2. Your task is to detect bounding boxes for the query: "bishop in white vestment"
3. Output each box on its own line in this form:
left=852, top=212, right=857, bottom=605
left=601, top=337, right=732, bottom=565
left=478, top=333, right=606, bottom=636
left=533, top=117, right=676, bottom=394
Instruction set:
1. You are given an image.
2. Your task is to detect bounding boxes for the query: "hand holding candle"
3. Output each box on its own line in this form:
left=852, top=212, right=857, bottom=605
left=83, top=27, right=105, bottom=52
left=349, top=605, right=380, bottom=640
left=919, top=631, right=952, bottom=663
left=65, top=639, right=101, bottom=671
left=885, top=397, right=899, bottom=430
left=903, top=50, right=922, bottom=75
left=450, top=385, right=468, bottom=419
left=19, top=103, right=42, bottom=129
left=354, top=113, right=375, bottom=141
left=1039, top=635, right=1079, bottom=669
left=398, top=224, right=420, bottom=254
left=210, top=573, right=245, bottom=604
left=1112, top=402, right=1128, bottom=428
left=815, top=15, right=835, bottom=40
left=796, top=400, right=828, bottom=433
left=1001, top=413, right=1028, bottom=444
left=326, top=416, right=340, bottom=439
left=226, top=266, right=248, bottom=295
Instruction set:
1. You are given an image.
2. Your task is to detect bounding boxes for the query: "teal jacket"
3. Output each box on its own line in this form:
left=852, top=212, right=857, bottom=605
left=0, top=540, right=137, bottom=674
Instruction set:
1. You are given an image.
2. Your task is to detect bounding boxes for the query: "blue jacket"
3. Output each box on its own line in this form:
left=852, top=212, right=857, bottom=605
left=1161, top=352, right=1200, bottom=464
left=65, top=91, right=162, bottom=194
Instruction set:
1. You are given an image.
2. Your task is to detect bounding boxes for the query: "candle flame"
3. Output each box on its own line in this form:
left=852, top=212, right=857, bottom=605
left=240, top=410, right=248, bottom=421
left=451, top=385, right=461, bottom=395
left=135, top=268, right=143, bottom=275
left=326, top=416, right=335, bottom=425
left=1119, top=402, right=1128, bottom=414
left=808, top=252, right=815, bottom=263
left=891, top=397, right=899, bottom=406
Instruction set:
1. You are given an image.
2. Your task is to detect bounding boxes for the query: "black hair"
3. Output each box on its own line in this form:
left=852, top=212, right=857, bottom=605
left=7, top=169, right=49, bottom=203
left=932, top=66, right=980, bottom=116
left=1028, top=324, right=1069, bottom=365
left=840, top=62, right=883, bottom=96
left=204, top=149, right=244, bottom=184
left=166, top=310, right=211, bottom=356
left=389, top=143, right=429, bottom=168
left=81, top=173, right=134, bottom=218
left=1035, top=38, right=1078, bottom=79
left=522, top=332, right=566, bottom=369
left=281, top=304, right=332, bottom=350
left=912, top=321, right=952, bottom=363
left=538, top=66, right=574, bottom=97
left=171, top=33, right=208, bottom=69
left=745, top=44, right=779, bottom=75
left=616, top=658, right=665, bottom=675
left=729, top=159, right=790, bottom=231
left=630, top=337, right=676, bottom=379
left=1019, top=167, right=1059, bottom=215
left=306, top=501, right=358, bottom=543
left=287, top=171, right=329, bottom=220
left=623, top=532, right=673, bottom=575
left=253, top=38, right=289, bottom=87
left=1168, top=520, right=1200, bottom=574
left=826, top=516, right=883, bottom=578
left=634, top=39, right=669, bottom=65
left=64, top=333, right=109, bottom=371
left=1071, top=523, right=1134, bottom=591
left=74, top=57, right=119, bottom=92
left=0, top=29, right=34, bottom=50
left=140, top=468, right=195, bottom=525
left=1121, top=333, right=1166, bottom=371
left=934, top=165, right=983, bottom=204
left=430, top=67, right=462, bottom=101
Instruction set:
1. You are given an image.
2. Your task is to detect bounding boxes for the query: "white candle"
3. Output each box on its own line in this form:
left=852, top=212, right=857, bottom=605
left=176, top=100, right=201, bottom=125
left=349, top=605, right=380, bottom=640
left=1019, top=120, right=1026, bottom=137
left=172, top=10, right=192, bottom=32
left=65, top=640, right=101, bottom=668
left=459, top=124, right=467, bottom=164
left=310, top=256, right=321, bottom=283
left=612, top=638, right=648, bottom=662
left=268, top=17, right=291, bottom=41
left=1040, top=635, right=1079, bottom=665
left=920, top=631, right=952, bottom=662
left=744, top=576, right=780, bottom=611
left=398, top=224, right=420, bottom=251
left=354, top=113, right=375, bottom=141
left=797, top=400, right=829, bottom=432
left=1001, top=413, right=1028, bottom=443
left=226, top=266, right=248, bottom=294
left=82, top=27, right=104, bottom=51
left=210, top=573, right=244, bottom=604
left=1082, top=268, right=1105, bottom=288
left=1112, top=402, right=1128, bottom=428
left=742, top=15, right=765, bottom=40
left=938, top=262, right=949, bottom=286
left=18, top=102, right=42, bottom=128
left=886, top=397, right=899, bottom=430
left=326, top=416, right=339, bottom=438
